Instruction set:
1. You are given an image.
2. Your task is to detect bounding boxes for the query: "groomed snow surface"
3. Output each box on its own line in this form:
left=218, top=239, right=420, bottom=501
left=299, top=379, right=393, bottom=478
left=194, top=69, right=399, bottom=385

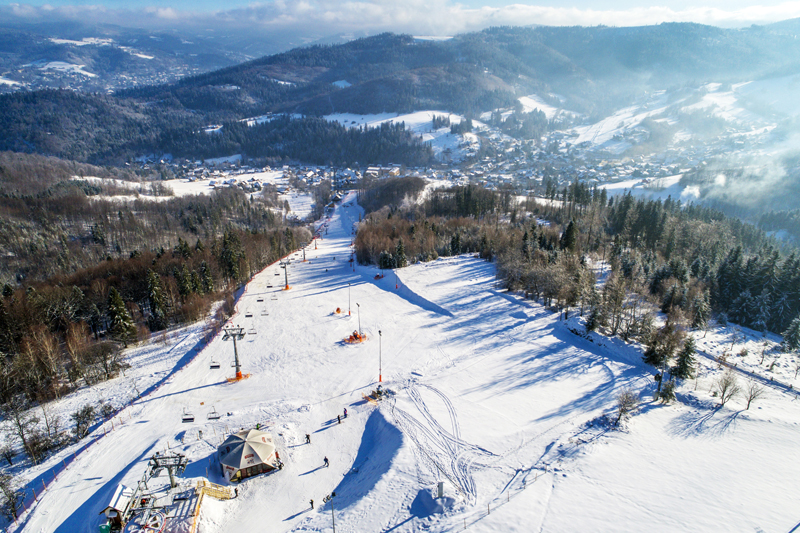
left=15, top=192, right=800, bottom=532
left=325, top=111, right=479, bottom=162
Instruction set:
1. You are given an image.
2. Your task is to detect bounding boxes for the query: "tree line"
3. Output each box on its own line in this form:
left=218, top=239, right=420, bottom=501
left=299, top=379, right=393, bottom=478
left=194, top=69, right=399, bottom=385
left=353, top=179, right=798, bottom=396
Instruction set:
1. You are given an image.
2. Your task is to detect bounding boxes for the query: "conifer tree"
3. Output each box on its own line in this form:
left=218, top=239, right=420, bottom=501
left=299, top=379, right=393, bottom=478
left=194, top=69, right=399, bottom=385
left=673, top=337, right=696, bottom=380
left=395, top=238, right=408, bottom=268
left=561, top=220, right=578, bottom=252
left=200, top=261, right=214, bottom=294
left=146, top=269, right=168, bottom=331
left=691, top=294, right=710, bottom=330
left=107, top=287, right=135, bottom=347
left=782, top=315, right=800, bottom=352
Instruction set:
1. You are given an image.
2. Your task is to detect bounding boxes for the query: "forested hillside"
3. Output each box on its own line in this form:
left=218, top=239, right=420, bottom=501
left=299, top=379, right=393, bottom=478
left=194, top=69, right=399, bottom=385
left=4, top=23, right=800, bottom=164
left=354, top=179, right=798, bottom=356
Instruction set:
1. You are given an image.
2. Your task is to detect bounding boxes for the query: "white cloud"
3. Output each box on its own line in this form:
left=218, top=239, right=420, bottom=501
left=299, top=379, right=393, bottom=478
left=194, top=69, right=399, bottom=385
left=4, top=0, right=800, bottom=38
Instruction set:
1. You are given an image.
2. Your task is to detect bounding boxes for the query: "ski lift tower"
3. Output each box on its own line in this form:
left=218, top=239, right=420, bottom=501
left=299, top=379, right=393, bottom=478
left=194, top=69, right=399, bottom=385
left=223, top=326, right=246, bottom=381
left=280, top=259, right=291, bottom=290
left=148, top=452, right=188, bottom=489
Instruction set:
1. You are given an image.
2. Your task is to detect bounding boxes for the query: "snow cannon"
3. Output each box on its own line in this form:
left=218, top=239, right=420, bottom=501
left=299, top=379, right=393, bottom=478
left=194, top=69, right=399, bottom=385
left=344, top=330, right=367, bottom=344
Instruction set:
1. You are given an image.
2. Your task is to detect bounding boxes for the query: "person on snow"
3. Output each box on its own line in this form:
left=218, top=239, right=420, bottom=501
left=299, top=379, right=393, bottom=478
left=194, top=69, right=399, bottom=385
left=310, top=499, right=314, bottom=509
left=337, top=415, right=341, bottom=424
left=305, top=433, right=311, bottom=444
left=343, top=408, right=348, bottom=418
left=324, top=456, right=329, bottom=467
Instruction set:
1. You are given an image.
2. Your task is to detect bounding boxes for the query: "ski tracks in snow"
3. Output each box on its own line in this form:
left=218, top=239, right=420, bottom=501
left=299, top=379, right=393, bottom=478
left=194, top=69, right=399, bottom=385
left=390, top=383, right=495, bottom=503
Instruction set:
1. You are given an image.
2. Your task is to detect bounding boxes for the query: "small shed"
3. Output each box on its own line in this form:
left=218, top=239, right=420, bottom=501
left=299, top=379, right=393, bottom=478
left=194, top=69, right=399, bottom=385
left=218, top=428, right=279, bottom=482
left=98, top=484, right=133, bottom=529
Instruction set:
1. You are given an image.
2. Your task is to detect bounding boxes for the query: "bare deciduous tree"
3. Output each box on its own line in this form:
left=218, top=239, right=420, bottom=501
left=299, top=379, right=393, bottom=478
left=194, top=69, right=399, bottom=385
left=714, top=369, right=740, bottom=407
left=0, top=445, right=13, bottom=466
left=2, top=400, right=40, bottom=463
left=0, top=473, right=24, bottom=520
left=743, top=379, right=766, bottom=410
left=615, top=388, right=639, bottom=426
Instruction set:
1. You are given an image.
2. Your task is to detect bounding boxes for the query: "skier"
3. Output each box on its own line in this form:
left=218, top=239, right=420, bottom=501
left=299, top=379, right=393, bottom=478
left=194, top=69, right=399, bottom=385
left=235, top=488, right=239, bottom=498
left=324, top=456, right=329, bottom=467
left=337, top=414, right=341, bottom=424
left=305, top=433, right=311, bottom=444
left=343, top=408, right=348, bottom=418
left=310, top=499, right=314, bottom=509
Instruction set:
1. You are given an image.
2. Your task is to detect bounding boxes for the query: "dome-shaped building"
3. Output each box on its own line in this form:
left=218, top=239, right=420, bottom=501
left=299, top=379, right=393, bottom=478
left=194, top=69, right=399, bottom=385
left=218, top=428, right=280, bottom=482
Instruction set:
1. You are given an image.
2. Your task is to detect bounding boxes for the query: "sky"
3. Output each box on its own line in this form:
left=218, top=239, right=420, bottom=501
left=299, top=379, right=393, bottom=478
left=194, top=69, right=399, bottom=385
left=3, top=0, right=800, bottom=40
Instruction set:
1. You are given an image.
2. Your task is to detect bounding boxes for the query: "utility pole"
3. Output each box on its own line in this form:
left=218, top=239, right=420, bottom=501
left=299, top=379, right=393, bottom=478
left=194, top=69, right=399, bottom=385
left=222, top=327, right=246, bottom=380
left=348, top=283, right=351, bottom=316
left=356, top=303, right=361, bottom=336
left=301, top=242, right=307, bottom=262
left=379, top=330, right=382, bottom=383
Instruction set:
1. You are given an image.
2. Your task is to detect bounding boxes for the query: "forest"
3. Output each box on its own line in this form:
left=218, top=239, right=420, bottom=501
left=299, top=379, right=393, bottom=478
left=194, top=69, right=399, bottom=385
left=354, top=178, right=800, bottom=393
left=0, top=153, right=319, bottom=454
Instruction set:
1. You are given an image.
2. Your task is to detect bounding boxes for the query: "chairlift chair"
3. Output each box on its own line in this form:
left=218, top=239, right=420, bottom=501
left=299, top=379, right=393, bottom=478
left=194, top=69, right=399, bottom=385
left=207, top=407, right=221, bottom=420
left=247, top=326, right=257, bottom=335
left=210, top=358, right=220, bottom=369
left=181, top=408, right=195, bottom=423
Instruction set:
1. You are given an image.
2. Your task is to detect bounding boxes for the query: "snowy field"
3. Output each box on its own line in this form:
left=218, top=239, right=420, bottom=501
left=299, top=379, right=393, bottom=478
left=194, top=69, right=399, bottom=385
left=13, top=193, right=800, bottom=533
left=599, top=175, right=688, bottom=202
left=325, top=111, right=479, bottom=161
left=74, top=172, right=314, bottom=218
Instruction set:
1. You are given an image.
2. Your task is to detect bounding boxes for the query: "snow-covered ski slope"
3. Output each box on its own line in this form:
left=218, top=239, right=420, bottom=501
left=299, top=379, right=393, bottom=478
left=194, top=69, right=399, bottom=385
left=20, top=192, right=800, bottom=532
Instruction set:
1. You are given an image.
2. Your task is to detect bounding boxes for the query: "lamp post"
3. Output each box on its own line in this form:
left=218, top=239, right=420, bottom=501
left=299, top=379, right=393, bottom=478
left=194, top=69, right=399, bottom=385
left=356, top=303, right=361, bottom=336
left=301, top=242, right=307, bottom=262
left=323, top=492, right=336, bottom=533
left=379, top=330, right=382, bottom=383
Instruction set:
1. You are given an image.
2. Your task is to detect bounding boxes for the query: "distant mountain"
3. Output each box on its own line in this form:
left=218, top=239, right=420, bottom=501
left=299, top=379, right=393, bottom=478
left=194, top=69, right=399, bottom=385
left=0, top=21, right=316, bottom=93
left=122, top=24, right=800, bottom=120
left=3, top=23, right=800, bottom=164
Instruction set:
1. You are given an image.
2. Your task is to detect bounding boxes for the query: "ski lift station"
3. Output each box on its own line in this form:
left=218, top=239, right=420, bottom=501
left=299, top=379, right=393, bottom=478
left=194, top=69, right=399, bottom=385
left=218, top=428, right=281, bottom=482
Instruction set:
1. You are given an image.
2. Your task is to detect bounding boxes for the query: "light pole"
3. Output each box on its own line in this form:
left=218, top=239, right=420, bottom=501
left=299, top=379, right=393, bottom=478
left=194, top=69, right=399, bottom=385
left=323, top=492, right=336, bottom=533
left=348, top=283, right=351, bottom=316
left=379, top=330, right=382, bottom=383
left=356, top=303, right=361, bottom=336
left=301, top=242, right=307, bottom=262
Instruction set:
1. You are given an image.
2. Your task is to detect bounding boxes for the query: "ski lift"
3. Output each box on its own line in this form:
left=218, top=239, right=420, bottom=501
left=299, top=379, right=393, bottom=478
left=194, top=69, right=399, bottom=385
left=207, top=407, right=221, bottom=420
left=181, top=408, right=194, bottom=423
left=210, top=358, right=220, bottom=369
left=257, top=298, right=264, bottom=303
left=261, top=307, right=268, bottom=316
left=245, top=312, right=253, bottom=318
left=247, top=326, right=257, bottom=335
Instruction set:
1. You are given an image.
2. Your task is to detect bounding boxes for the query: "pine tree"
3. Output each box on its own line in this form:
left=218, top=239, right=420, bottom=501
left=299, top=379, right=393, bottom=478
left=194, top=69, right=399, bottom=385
left=782, top=315, right=800, bottom=352
left=450, top=233, right=461, bottom=256
left=673, top=337, right=696, bottom=380
left=146, top=269, right=168, bottom=331
left=395, top=239, right=408, bottom=268
left=200, top=261, right=214, bottom=294
left=561, top=220, right=578, bottom=252
left=107, top=287, right=136, bottom=347
left=691, top=294, right=710, bottom=330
